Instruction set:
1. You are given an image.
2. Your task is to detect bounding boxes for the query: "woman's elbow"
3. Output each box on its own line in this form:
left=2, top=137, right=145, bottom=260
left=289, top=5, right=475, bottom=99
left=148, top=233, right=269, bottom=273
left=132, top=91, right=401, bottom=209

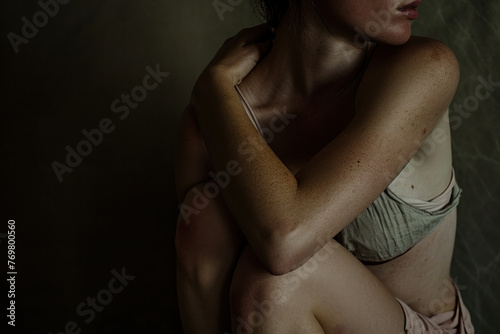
left=256, top=226, right=306, bottom=276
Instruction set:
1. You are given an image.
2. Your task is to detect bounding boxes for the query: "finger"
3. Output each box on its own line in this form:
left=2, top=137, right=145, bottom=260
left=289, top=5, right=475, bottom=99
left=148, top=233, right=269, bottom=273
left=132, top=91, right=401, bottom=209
left=246, top=40, right=273, bottom=60
left=237, top=23, right=274, bottom=46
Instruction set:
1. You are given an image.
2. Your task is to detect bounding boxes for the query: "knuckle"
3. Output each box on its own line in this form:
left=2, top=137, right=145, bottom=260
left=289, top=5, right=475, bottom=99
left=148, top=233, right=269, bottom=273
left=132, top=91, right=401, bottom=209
left=238, top=27, right=251, bottom=35
left=236, top=27, right=253, bottom=39
left=223, top=37, right=234, bottom=45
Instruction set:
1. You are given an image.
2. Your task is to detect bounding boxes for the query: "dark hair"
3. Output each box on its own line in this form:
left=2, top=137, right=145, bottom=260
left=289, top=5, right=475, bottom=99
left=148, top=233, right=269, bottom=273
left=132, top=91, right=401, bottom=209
left=252, top=0, right=302, bottom=29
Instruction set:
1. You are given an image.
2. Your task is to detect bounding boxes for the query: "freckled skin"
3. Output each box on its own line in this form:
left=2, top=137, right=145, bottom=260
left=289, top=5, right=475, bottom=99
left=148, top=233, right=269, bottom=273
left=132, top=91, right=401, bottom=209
left=431, top=48, right=442, bottom=60
left=176, top=1, right=462, bottom=333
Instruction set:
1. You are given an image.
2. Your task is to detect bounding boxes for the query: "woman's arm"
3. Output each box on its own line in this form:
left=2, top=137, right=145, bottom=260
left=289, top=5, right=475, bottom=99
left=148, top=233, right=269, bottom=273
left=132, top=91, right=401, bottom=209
left=175, top=105, right=212, bottom=203
left=175, top=103, right=246, bottom=334
left=192, top=29, right=460, bottom=275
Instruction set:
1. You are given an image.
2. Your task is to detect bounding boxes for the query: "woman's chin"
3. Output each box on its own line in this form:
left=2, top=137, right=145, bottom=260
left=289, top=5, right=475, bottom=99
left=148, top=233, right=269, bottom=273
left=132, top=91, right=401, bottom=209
left=388, top=34, right=412, bottom=45
left=370, top=25, right=413, bottom=45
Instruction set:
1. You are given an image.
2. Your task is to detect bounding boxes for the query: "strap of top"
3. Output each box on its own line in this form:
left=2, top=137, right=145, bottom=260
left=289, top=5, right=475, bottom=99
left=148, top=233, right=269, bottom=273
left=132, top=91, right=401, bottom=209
left=235, top=85, right=265, bottom=136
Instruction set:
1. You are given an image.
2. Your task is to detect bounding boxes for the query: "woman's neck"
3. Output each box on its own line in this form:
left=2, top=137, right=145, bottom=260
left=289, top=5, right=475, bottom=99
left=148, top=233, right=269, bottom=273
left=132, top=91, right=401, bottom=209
left=239, top=3, right=374, bottom=111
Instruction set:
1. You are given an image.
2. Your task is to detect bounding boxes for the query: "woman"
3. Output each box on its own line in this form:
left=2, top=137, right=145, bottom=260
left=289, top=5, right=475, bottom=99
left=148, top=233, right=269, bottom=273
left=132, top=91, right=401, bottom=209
left=175, top=0, right=475, bottom=333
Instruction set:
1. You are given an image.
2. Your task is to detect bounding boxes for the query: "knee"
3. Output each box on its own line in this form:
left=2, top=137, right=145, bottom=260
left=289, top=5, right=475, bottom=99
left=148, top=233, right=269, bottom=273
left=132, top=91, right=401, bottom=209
left=175, top=185, right=240, bottom=282
left=229, top=251, right=290, bottom=326
left=175, top=211, right=215, bottom=281
left=229, top=278, right=279, bottom=332
left=174, top=211, right=202, bottom=278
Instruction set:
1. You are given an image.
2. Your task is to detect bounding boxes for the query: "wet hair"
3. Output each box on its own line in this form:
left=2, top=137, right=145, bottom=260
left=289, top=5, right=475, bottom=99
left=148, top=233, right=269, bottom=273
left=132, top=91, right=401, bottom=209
left=252, top=0, right=303, bottom=29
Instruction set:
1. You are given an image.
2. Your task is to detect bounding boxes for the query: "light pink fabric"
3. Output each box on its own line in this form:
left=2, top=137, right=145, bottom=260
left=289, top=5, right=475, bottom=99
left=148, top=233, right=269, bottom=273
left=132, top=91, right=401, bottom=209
left=395, top=282, right=475, bottom=333
left=396, top=168, right=457, bottom=213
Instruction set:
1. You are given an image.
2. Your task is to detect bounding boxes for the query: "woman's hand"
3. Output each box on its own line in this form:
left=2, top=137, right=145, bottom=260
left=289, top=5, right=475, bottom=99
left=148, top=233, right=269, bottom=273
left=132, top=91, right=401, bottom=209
left=194, top=23, right=273, bottom=95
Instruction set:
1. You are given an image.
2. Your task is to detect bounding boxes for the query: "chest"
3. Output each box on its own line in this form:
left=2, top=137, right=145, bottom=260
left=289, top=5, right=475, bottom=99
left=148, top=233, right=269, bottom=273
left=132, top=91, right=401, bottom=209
left=253, top=95, right=356, bottom=174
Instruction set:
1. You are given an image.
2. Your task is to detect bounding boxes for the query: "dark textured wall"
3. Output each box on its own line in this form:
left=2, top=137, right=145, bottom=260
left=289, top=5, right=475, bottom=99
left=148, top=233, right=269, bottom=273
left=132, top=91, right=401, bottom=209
left=412, top=2, right=500, bottom=333
left=1, top=0, right=498, bottom=333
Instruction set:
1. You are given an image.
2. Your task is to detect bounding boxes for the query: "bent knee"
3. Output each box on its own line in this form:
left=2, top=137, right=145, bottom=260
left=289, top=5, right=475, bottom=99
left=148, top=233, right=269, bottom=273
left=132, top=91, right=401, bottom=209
left=230, top=248, right=291, bottom=319
left=176, top=184, right=243, bottom=279
left=230, top=240, right=347, bottom=317
left=230, top=279, right=285, bottom=329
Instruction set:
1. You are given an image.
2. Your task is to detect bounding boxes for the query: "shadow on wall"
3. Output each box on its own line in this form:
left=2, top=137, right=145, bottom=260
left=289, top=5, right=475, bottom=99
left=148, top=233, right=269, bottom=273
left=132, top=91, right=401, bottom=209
left=1, top=0, right=499, bottom=333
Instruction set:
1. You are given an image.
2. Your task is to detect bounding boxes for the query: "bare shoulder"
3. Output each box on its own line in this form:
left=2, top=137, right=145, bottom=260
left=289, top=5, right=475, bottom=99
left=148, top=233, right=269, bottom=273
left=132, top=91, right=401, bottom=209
left=370, top=35, right=460, bottom=75
left=356, top=36, right=459, bottom=197
left=356, top=36, right=460, bottom=119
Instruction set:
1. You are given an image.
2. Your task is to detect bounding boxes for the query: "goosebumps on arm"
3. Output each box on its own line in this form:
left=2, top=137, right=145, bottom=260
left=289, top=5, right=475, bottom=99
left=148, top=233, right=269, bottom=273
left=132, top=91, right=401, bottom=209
left=191, top=37, right=460, bottom=275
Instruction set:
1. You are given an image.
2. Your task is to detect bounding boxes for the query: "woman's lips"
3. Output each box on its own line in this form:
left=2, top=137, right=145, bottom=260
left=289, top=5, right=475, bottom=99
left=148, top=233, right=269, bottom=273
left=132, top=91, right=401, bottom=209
left=397, top=1, right=422, bottom=20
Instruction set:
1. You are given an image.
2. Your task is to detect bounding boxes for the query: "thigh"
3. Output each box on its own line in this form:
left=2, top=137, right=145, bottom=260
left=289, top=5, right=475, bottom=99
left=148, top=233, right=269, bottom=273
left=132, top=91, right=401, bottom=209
left=231, top=239, right=406, bottom=334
